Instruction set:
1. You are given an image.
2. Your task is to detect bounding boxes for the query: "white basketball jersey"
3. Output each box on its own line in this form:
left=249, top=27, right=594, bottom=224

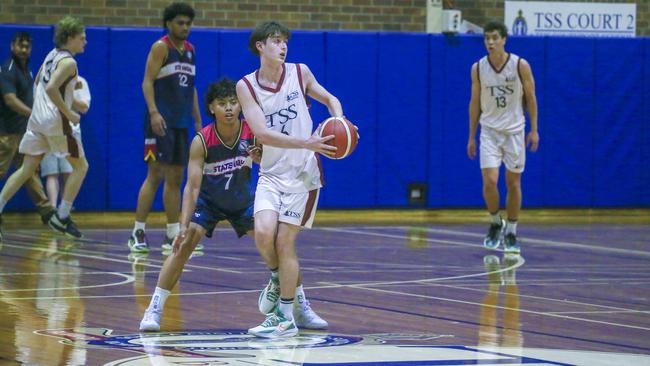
left=242, top=63, right=322, bottom=193
left=478, top=53, right=525, bottom=133
left=28, top=48, right=77, bottom=136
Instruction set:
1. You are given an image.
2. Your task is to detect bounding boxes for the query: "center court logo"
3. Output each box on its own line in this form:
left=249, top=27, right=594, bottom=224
left=34, top=328, right=650, bottom=365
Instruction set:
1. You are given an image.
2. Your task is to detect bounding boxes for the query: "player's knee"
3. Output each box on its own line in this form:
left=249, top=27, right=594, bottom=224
left=164, top=170, right=183, bottom=188
left=274, top=241, right=296, bottom=258
left=177, top=226, right=199, bottom=254
left=506, top=179, right=521, bottom=191
left=483, top=177, right=498, bottom=190
left=77, top=158, right=89, bottom=174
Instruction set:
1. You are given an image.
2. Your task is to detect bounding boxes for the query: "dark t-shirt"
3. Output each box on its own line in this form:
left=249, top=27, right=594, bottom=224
left=0, top=56, right=33, bottom=134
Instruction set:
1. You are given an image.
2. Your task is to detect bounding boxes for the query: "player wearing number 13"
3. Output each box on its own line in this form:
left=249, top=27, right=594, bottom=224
left=467, top=21, right=539, bottom=255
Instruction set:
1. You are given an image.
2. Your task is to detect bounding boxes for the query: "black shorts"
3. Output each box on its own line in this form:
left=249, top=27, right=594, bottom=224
left=144, top=123, right=189, bottom=166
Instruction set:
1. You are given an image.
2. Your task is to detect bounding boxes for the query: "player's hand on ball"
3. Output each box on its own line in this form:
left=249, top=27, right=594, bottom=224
left=306, top=132, right=336, bottom=158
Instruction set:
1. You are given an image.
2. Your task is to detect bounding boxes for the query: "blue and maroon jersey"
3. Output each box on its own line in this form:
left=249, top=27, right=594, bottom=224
left=146, top=35, right=195, bottom=129
left=196, top=121, right=255, bottom=212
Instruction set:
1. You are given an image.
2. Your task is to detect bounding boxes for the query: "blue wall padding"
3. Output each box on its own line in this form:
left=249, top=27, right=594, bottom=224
left=441, top=35, right=486, bottom=207
left=644, top=39, right=650, bottom=206
left=320, top=32, right=378, bottom=208
left=376, top=33, right=429, bottom=207
left=593, top=38, right=644, bottom=206
left=544, top=38, right=596, bottom=206
left=0, top=24, right=647, bottom=210
left=426, top=36, right=445, bottom=208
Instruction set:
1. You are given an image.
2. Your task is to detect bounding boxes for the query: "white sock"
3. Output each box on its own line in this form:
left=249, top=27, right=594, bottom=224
left=166, top=222, right=180, bottom=239
left=133, top=221, right=145, bottom=235
left=271, top=269, right=279, bottom=280
left=148, top=287, right=171, bottom=313
left=0, top=197, right=6, bottom=213
left=506, top=220, right=518, bottom=235
left=58, top=200, right=73, bottom=219
left=295, top=285, right=305, bottom=305
left=490, top=211, right=502, bottom=225
left=279, top=298, right=294, bottom=320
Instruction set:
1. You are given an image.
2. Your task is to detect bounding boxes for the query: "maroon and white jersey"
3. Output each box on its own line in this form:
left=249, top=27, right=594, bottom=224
left=242, top=63, right=322, bottom=193
left=28, top=48, right=77, bottom=136
left=478, top=53, right=525, bottom=134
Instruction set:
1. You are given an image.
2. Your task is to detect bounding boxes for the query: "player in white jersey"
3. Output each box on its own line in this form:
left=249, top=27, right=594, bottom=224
left=468, top=21, right=539, bottom=254
left=237, top=21, right=345, bottom=338
left=0, top=16, right=88, bottom=240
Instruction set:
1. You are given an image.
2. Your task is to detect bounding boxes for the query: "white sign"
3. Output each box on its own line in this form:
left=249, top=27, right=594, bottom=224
left=505, top=1, right=636, bottom=37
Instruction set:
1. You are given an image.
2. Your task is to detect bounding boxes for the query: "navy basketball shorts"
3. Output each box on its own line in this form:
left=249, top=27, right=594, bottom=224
left=190, top=196, right=254, bottom=238
left=144, top=121, right=189, bottom=166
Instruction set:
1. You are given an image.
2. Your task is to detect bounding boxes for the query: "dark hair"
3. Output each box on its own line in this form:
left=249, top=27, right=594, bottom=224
left=248, top=21, right=291, bottom=56
left=204, top=78, right=237, bottom=117
left=484, top=20, right=508, bottom=38
left=163, top=2, right=195, bottom=28
left=12, top=31, right=32, bottom=45
left=54, top=16, right=84, bottom=47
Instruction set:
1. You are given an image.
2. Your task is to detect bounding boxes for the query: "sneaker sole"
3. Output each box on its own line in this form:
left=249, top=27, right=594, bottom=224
left=48, top=222, right=83, bottom=239
left=296, top=322, right=328, bottom=329
left=248, top=327, right=299, bottom=338
left=139, top=324, right=160, bottom=332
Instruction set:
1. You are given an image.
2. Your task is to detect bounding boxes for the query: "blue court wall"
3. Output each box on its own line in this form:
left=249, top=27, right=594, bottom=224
left=0, top=24, right=648, bottom=210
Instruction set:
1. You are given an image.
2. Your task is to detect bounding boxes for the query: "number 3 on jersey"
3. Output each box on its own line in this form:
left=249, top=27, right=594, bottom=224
left=495, top=96, right=506, bottom=108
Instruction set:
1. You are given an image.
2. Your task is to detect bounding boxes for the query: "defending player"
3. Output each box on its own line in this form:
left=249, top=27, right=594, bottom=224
left=467, top=21, right=539, bottom=254
left=139, top=78, right=259, bottom=331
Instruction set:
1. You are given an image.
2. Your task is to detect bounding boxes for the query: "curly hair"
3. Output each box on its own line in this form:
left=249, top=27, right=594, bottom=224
left=248, top=21, right=291, bottom=56
left=204, top=78, right=237, bottom=117
left=54, top=16, right=84, bottom=48
left=163, top=2, right=195, bottom=28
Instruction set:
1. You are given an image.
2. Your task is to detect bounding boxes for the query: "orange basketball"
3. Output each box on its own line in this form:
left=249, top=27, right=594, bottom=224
left=319, top=117, right=358, bottom=159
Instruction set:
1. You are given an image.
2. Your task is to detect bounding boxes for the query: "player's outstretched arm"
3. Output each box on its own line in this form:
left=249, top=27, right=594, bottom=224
left=179, top=136, right=205, bottom=231
left=299, top=63, right=343, bottom=117
left=236, top=80, right=335, bottom=155
left=520, top=59, right=539, bottom=152
left=142, top=41, right=168, bottom=136
left=45, top=58, right=79, bottom=124
left=467, top=62, right=480, bottom=160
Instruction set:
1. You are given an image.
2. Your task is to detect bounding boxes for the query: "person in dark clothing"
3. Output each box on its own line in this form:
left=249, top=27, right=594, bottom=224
left=0, top=31, right=55, bottom=225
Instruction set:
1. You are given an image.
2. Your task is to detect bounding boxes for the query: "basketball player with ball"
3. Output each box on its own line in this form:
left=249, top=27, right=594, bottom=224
left=237, top=21, right=357, bottom=338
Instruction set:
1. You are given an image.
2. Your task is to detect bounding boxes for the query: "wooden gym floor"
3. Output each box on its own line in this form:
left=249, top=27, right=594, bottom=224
left=0, top=209, right=649, bottom=365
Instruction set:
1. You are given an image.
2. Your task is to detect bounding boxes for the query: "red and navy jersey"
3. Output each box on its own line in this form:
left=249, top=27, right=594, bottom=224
left=197, top=121, right=255, bottom=212
left=146, top=35, right=195, bottom=129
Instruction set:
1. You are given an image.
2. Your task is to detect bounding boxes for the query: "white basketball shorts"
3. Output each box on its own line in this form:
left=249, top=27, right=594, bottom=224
left=254, top=183, right=320, bottom=229
left=479, top=127, right=525, bottom=173
left=19, top=129, right=85, bottom=159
